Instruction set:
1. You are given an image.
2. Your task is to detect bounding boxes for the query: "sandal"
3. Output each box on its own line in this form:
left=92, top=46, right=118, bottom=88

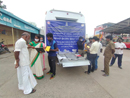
left=50, top=74, right=55, bottom=80
left=30, top=89, right=36, bottom=94
left=46, top=71, right=52, bottom=75
left=43, top=68, right=47, bottom=71
left=103, top=74, right=109, bottom=77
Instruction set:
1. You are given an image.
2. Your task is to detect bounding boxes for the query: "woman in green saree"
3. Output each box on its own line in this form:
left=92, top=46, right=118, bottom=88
left=28, top=34, right=44, bottom=79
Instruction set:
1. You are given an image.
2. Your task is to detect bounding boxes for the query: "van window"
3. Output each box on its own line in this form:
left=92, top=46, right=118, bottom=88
left=56, top=17, right=77, bottom=22
left=123, top=39, right=127, bottom=42
left=126, top=39, right=130, bottom=42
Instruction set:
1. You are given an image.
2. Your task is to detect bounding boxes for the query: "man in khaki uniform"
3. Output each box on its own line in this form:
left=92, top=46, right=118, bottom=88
left=102, top=35, right=115, bottom=76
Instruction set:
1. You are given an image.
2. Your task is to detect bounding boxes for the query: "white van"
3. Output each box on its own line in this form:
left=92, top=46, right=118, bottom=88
left=45, top=9, right=86, bottom=52
left=45, top=9, right=90, bottom=67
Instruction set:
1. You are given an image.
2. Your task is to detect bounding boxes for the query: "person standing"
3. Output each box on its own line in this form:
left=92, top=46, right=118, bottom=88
left=110, top=37, right=126, bottom=69
left=77, top=36, right=85, bottom=57
left=86, top=37, right=93, bottom=47
left=46, top=33, right=59, bottom=79
left=40, top=37, right=46, bottom=71
left=14, top=32, right=37, bottom=94
left=85, top=36, right=100, bottom=74
left=84, top=37, right=93, bottom=59
left=28, top=34, right=44, bottom=79
left=102, top=35, right=115, bottom=76
left=95, top=38, right=103, bottom=70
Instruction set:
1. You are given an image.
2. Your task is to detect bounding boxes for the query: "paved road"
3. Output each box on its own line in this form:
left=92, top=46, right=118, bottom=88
left=0, top=49, right=130, bottom=98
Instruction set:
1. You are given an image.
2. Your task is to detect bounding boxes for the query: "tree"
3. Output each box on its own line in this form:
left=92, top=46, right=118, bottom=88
left=0, top=0, right=6, bottom=9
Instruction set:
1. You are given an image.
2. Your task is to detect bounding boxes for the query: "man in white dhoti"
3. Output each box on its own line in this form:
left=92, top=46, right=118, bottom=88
left=14, top=32, right=37, bottom=94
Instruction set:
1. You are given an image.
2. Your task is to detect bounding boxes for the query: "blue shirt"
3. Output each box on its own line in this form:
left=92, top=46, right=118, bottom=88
left=47, top=40, right=58, bottom=57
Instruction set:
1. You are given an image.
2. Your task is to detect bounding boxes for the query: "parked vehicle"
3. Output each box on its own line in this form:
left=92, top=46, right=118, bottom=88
left=45, top=9, right=86, bottom=52
left=0, top=41, right=11, bottom=54
left=122, top=38, right=130, bottom=49
left=113, top=37, right=130, bottom=49
left=45, top=10, right=88, bottom=68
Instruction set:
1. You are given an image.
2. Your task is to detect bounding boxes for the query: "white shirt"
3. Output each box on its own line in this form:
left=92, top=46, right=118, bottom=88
left=90, top=41, right=100, bottom=54
left=115, top=42, right=126, bottom=54
left=97, top=42, right=102, bottom=56
left=14, top=38, right=30, bottom=66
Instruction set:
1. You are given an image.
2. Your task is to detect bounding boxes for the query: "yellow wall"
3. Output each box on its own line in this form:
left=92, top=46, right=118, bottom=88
left=0, top=25, right=29, bottom=46
left=0, top=34, right=13, bottom=45
left=94, top=34, right=103, bottom=39
left=0, top=29, right=22, bottom=46
left=0, top=25, right=32, bottom=46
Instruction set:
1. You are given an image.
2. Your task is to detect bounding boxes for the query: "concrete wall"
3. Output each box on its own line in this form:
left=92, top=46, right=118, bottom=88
left=0, top=25, right=31, bottom=46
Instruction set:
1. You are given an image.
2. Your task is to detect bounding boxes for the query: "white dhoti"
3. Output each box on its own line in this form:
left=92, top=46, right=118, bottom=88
left=17, top=65, right=37, bottom=94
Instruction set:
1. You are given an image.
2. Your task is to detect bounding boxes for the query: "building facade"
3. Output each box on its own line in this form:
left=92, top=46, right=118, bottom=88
left=0, top=8, right=40, bottom=46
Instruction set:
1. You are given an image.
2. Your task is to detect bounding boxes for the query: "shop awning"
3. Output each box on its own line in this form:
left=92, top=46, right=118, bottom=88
left=0, top=8, right=40, bottom=34
left=101, top=18, right=130, bottom=34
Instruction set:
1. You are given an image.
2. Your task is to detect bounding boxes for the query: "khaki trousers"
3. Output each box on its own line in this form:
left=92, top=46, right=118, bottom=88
left=104, top=56, right=111, bottom=75
left=78, top=49, right=84, bottom=57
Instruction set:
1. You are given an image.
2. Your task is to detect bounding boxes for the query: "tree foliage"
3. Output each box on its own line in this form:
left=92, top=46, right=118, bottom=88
left=0, top=0, right=6, bottom=9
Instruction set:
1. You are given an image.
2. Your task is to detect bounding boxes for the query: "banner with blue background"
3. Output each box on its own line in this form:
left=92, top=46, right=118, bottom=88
left=46, top=20, right=85, bottom=52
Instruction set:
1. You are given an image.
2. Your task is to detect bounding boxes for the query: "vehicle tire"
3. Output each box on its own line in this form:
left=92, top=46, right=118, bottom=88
left=4, top=47, right=11, bottom=53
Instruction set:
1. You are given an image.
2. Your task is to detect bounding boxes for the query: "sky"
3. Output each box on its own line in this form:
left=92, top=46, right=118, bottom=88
left=3, top=0, right=130, bottom=37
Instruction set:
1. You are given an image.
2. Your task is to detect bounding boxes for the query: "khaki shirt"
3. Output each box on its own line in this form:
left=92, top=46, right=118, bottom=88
left=104, top=41, right=115, bottom=58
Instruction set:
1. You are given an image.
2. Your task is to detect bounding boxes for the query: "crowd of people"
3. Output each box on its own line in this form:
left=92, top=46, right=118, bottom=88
left=14, top=32, right=126, bottom=95
left=14, top=32, right=58, bottom=94
left=77, top=35, right=126, bottom=76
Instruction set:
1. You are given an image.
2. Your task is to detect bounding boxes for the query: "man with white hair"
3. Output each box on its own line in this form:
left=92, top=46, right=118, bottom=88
left=14, top=32, right=37, bottom=94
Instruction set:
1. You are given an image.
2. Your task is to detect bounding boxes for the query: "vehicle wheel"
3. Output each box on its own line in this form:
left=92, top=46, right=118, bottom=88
left=4, top=47, right=11, bottom=53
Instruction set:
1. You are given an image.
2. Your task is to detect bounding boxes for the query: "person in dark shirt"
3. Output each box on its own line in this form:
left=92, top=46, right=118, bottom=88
left=77, top=36, right=85, bottom=57
left=46, top=33, right=59, bottom=79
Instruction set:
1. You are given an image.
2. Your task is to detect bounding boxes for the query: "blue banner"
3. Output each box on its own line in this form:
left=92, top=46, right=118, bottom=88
left=46, top=20, right=85, bottom=52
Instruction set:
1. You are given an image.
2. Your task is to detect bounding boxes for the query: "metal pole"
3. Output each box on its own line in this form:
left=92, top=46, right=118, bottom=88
left=12, top=27, right=15, bottom=49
